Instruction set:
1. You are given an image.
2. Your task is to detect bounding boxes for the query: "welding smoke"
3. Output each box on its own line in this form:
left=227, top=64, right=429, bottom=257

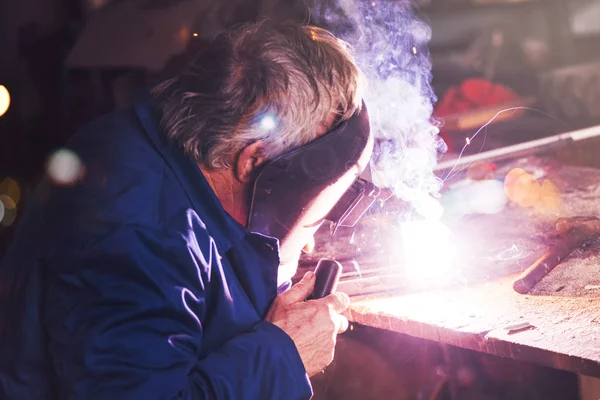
left=313, top=0, right=446, bottom=218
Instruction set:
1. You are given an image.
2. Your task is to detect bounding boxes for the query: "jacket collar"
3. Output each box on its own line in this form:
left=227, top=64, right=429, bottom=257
left=133, top=95, right=246, bottom=253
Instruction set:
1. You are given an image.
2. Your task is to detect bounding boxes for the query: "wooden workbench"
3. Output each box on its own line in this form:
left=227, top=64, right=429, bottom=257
left=301, top=155, right=600, bottom=377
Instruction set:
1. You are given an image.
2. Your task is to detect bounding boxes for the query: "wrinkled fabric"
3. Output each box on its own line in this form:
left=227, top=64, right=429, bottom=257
left=0, top=97, right=312, bottom=400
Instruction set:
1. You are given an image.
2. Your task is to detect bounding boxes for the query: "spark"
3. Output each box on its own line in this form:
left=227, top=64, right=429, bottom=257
left=350, top=260, right=362, bottom=278
left=412, top=46, right=418, bottom=55
left=465, top=137, right=471, bottom=145
left=442, top=107, right=569, bottom=183
left=495, top=244, right=525, bottom=261
left=192, top=32, right=198, bottom=37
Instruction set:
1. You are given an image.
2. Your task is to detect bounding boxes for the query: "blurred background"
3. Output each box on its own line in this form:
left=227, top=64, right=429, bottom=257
left=1, top=0, right=600, bottom=398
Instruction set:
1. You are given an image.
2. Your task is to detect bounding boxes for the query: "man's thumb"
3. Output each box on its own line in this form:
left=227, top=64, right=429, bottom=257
left=282, top=271, right=316, bottom=304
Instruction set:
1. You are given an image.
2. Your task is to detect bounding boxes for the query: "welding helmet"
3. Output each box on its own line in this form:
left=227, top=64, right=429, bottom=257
left=247, top=102, right=385, bottom=270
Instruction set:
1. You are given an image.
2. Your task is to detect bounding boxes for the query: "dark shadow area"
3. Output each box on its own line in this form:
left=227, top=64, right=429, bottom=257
left=312, top=324, right=580, bottom=400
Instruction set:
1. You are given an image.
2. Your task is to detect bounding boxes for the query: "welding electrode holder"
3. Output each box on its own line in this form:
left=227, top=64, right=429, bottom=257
left=308, top=259, right=343, bottom=300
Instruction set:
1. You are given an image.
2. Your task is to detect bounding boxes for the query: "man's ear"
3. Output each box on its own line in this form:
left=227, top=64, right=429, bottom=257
left=235, top=141, right=268, bottom=183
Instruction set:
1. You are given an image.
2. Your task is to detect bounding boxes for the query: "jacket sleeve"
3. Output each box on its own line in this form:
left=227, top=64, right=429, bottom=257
left=44, top=226, right=312, bottom=400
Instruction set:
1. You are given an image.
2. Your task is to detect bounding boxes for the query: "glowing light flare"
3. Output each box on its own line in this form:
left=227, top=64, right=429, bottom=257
left=371, top=1, right=376, bottom=6
left=412, top=194, right=444, bottom=221
left=400, top=219, right=458, bottom=284
left=0, top=85, right=10, bottom=117
left=192, top=32, right=198, bottom=37
left=465, top=137, right=471, bottom=145
left=46, top=149, right=84, bottom=186
left=504, top=168, right=561, bottom=210
left=534, top=179, right=561, bottom=211
left=504, top=168, right=534, bottom=206
left=90, top=0, right=109, bottom=9
left=518, top=179, right=541, bottom=208
left=259, top=115, right=276, bottom=131
left=0, top=194, right=17, bottom=226
left=0, top=178, right=20, bottom=205
left=176, top=26, right=191, bottom=44
left=411, top=46, right=418, bottom=55
left=441, top=179, right=507, bottom=217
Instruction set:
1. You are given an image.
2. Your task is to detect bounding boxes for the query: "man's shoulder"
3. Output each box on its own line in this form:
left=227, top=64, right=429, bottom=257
left=63, top=108, right=162, bottom=224
left=68, top=107, right=163, bottom=174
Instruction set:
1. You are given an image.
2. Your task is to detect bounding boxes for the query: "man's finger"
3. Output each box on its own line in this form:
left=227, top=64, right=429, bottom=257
left=323, top=292, right=350, bottom=314
left=280, top=271, right=316, bottom=304
left=335, top=314, right=349, bottom=334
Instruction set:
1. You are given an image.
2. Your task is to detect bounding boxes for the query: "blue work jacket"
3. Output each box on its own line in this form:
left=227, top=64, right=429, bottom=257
left=0, top=97, right=312, bottom=399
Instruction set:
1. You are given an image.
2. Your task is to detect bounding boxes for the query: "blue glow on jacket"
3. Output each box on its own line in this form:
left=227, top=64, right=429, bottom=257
left=0, top=97, right=312, bottom=399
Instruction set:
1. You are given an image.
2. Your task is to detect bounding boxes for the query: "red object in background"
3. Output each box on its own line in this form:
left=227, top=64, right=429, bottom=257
left=465, top=160, right=498, bottom=181
left=435, top=78, right=522, bottom=151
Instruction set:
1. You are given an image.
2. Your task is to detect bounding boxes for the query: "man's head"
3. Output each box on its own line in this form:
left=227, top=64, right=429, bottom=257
left=152, top=20, right=365, bottom=222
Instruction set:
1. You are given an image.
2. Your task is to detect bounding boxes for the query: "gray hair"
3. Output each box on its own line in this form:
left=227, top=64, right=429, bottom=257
left=151, top=20, right=365, bottom=169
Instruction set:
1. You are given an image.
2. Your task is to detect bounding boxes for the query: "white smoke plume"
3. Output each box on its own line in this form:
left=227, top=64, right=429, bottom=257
left=313, top=0, right=447, bottom=219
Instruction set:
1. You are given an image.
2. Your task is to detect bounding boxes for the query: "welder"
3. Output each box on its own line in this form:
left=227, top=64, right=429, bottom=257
left=0, top=20, right=373, bottom=399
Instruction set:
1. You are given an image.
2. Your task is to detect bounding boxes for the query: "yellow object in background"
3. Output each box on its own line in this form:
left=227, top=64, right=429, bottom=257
left=0, top=195, right=17, bottom=227
left=0, top=178, right=21, bottom=205
left=0, top=85, right=10, bottom=117
left=504, top=168, right=561, bottom=210
left=518, top=179, right=541, bottom=208
left=504, top=168, right=533, bottom=205
left=534, top=180, right=561, bottom=211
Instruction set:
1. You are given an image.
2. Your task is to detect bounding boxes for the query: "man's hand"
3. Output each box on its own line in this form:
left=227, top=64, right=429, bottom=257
left=266, top=271, right=350, bottom=376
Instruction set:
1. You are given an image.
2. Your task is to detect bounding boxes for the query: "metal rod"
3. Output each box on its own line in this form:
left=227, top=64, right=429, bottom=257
left=435, top=124, right=600, bottom=171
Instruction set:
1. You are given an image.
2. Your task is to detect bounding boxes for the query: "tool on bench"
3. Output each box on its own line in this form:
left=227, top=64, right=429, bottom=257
left=512, top=216, right=600, bottom=294
left=309, top=259, right=343, bottom=300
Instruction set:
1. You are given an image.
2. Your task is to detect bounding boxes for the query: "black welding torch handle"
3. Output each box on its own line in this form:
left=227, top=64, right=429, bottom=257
left=308, top=259, right=343, bottom=300
left=512, top=233, right=588, bottom=294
